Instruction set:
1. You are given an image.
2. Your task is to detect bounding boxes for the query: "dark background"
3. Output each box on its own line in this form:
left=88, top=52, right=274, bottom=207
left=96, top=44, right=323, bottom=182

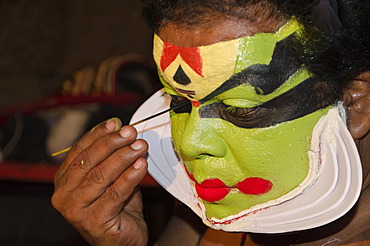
left=0, top=0, right=174, bottom=245
left=0, top=0, right=153, bottom=108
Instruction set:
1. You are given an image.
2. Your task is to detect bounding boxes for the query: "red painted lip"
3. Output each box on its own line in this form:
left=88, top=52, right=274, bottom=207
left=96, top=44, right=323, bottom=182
left=236, top=177, right=273, bottom=195
left=194, top=177, right=273, bottom=203
left=195, top=178, right=230, bottom=203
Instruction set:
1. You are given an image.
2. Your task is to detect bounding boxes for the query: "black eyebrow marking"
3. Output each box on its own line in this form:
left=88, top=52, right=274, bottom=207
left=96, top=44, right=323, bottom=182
left=199, top=36, right=301, bottom=104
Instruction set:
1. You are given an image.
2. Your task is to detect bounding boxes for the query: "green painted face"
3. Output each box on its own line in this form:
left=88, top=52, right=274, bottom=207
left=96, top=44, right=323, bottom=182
left=154, top=18, right=331, bottom=220
left=170, top=96, right=328, bottom=219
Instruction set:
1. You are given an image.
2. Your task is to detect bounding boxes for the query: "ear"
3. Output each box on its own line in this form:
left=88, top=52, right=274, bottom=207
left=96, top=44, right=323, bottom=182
left=342, top=71, right=370, bottom=139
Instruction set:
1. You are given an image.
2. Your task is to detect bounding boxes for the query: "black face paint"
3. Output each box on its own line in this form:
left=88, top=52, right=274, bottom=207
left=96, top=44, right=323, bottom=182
left=199, top=36, right=301, bottom=104
left=199, top=77, right=337, bottom=128
left=169, top=36, right=339, bottom=128
left=170, top=94, right=192, bottom=114
left=173, top=65, right=192, bottom=85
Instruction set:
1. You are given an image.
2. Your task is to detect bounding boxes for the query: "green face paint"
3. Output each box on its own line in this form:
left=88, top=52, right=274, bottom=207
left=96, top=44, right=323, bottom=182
left=154, top=18, right=332, bottom=220
left=234, top=18, right=302, bottom=74
left=171, top=101, right=329, bottom=219
left=153, top=18, right=304, bottom=102
left=217, top=67, right=310, bottom=108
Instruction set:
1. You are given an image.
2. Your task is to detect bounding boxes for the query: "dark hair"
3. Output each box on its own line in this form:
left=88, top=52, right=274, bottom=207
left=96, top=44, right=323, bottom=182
left=141, top=0, right=317, bottom=32
left=307, top=0, right=370, bottom=89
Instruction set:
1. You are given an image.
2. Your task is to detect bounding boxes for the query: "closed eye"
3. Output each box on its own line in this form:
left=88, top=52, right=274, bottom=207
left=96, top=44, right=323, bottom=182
left=223, top=105, right=259, bottom=120
left=199, top=102, right=274, bottom=128
left=221, top=104, right=271, bottom=128
left=170, top=94, right=192, bottom=114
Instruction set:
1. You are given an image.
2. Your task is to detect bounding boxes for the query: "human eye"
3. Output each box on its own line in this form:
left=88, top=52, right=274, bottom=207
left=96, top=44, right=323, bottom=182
left=169, top=94, right=192, bottom=114
left=222, top=104, right=259, bottom=121
left=212, top=98, right=263, bottom=128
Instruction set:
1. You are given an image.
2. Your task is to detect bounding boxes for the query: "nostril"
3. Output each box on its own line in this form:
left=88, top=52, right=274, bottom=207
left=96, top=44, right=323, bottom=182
left=196, top=154, right=215, bottom=160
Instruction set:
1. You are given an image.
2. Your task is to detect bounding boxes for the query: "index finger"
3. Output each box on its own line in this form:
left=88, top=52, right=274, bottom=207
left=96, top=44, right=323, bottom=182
left=56, top=117, right=122, bottom=178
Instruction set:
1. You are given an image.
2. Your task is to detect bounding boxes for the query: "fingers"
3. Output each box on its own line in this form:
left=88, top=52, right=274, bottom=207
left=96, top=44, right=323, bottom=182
left=60, top=124, right=146, bottom=187
left=71, top=138, right=149, bottom=204
left=56, top=117, right=123, bottom=177
left=51, top=117, right=150, bottom=246
left=91, top=158, right=148, bottom=222
left=53, top=117, right=149, bottom=209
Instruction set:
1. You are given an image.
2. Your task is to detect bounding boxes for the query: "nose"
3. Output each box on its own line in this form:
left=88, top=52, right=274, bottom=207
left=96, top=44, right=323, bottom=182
left=178, top=106, right=227, bottom=159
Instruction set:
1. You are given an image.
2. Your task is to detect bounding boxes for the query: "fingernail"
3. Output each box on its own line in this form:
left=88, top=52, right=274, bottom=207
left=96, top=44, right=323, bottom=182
left=133, top=159, right=143, bottom=169
left=131, top=141, right=143, bottom=150
left=120, top=127, right=132, bottom=138
left=106, top=118, right=116, bottom=131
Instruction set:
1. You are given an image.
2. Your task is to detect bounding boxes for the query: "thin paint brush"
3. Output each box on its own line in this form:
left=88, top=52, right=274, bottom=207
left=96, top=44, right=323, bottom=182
left=51, top=102, right=188, bottom=156
left=51, top=146, right=72, bottom=156
left=130, top=104, right=176, bottom=126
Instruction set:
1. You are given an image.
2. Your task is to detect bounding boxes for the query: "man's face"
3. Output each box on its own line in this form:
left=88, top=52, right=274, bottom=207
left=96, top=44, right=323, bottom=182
left=154, top=18, right=330, bottom=220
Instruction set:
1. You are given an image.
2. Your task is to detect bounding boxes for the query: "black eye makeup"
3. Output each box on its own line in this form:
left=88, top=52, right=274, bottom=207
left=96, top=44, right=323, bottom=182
left=169, top=94, right=192, bottom=114
left=220, top=103, right=265, bottom=128
left=198, top=76, right=335, bottom=129
left=167, top=76, right=334, bottom=129
left=199, top=102, right=270, bottom=128
left=161, top=29, right=337, bottom=129
left=223, top=104, right=259, bottom=120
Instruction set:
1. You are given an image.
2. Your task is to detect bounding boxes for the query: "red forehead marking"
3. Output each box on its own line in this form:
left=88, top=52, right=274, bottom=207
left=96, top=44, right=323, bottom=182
left=160, top=41, right=203, bottom=77
left=191, top=101, right=201, bottom=107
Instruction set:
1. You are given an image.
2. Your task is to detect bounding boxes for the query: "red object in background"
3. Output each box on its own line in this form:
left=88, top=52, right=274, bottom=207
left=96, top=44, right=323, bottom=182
left=0, top=161, right=158, bottom=186
left=0, top=93, right=140, bottom=125
left=0, top=161, right=58, bottom=183
left=0, top=93, right=159, bottom=187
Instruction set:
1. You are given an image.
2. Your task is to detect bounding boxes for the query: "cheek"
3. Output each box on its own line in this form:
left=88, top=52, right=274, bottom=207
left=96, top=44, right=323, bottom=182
left=224, top=115, right=321, bottom=187
left=170, top=108, right=325, bottom=190
left=170, top=113, right=198, bottom=176
left=170, top=113, right=188, bottom=150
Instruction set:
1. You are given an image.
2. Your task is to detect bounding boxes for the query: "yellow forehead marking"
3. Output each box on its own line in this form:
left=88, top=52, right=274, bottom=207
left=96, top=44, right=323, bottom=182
left=153, top=35, right=238, bottom=100
left=153, top=18, right=301, bottom=102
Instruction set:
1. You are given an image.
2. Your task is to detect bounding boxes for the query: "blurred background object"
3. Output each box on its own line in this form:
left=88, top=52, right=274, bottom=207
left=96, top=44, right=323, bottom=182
left=0, top=0, right=153, bottom=108
left=0, top=1, right=174, bottom=245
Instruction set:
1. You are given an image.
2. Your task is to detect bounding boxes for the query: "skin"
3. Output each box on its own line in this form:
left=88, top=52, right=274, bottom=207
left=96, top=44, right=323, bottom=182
left=344, top=71, right=370, bottom=140
left=158, top=18, right=280, bottom=48
left=51, top=17, right=370, bottom=246
left=51, top=118, right=149, bottom=246
left=343, top=71, right=370, bottom=189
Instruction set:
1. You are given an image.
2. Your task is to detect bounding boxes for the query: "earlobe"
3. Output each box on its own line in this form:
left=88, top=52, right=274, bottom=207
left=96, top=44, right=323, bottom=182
left=342, top=71, right=370, bottom=139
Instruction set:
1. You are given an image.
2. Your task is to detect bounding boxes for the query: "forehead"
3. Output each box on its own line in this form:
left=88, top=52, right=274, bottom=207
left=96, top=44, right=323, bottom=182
left=157, top=18, right=279, bottom=47
left=154, top=18, right=303, bottom=102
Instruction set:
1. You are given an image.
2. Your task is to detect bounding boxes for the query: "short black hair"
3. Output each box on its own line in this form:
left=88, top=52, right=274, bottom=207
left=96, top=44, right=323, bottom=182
left=307, top=0, right=370, bottom=89
left=141, top=0, right=317, bottom=32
